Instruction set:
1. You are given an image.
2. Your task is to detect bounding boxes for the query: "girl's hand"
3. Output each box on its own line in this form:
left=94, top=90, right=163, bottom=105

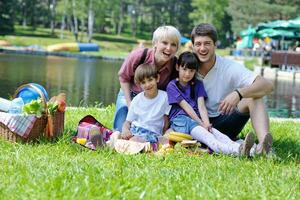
left=203, top=123, right=213, bottom=133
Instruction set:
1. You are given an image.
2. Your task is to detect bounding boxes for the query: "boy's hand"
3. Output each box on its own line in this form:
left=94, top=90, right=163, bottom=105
left=121, top=131, right=133, bottom=140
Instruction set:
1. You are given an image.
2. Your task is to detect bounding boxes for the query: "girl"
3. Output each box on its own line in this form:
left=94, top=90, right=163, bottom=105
left=166, top=51, right=254, bottom=156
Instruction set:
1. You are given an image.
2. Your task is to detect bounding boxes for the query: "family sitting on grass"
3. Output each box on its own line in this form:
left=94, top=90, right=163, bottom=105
left=111, top=23, right=274, bottom=157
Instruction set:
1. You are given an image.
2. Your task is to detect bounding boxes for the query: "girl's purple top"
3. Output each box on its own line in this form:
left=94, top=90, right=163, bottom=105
left=118, top=48, right=175, bottom=93
left=166, top=79, right=207, bottom=121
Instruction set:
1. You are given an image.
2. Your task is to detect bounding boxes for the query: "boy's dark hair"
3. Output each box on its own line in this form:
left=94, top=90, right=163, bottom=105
left=191, top=23, right=218, bottom=45
left=176, top=51, right=201, bottom=99
left=134, top=63, right=158, bottom=84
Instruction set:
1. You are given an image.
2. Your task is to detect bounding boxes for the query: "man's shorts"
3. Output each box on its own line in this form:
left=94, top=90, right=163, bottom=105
left=209, top=108, right=250, bottom=140
left=170, top=115, right=198, bottom=134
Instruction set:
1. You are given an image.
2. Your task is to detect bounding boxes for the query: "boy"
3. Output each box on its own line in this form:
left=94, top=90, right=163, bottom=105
left=120, top=63, right=170, bottom=144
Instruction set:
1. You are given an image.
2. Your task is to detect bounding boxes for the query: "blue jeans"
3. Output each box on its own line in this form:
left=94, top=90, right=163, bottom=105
left=130, top=125, right=160, bottom=143
left=170, top=115, right=199, bottom=134
left=113, top=89, right=137, bottom=131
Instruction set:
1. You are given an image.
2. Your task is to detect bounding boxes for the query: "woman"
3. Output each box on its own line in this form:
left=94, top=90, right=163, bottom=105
left=113, top=25, right=181, bottom=131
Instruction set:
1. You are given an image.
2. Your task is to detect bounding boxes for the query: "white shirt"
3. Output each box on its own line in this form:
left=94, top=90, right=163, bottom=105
left=126, top=90, right=171, bottom=134
left=197, top=55, right=257, bottom=117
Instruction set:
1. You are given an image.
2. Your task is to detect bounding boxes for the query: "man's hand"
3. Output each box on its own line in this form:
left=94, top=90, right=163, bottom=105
left=218, top=91, right=240, bottom=115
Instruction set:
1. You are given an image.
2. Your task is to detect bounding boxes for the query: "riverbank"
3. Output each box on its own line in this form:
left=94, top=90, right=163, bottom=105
left=0, top=26, right=230, bottom=60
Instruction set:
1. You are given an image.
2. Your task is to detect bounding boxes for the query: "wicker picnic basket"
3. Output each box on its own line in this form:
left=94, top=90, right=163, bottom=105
left=0, top=83, right=64, bottom=142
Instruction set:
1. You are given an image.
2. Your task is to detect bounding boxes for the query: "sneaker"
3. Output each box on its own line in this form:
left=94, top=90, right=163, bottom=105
left=256, top=133, right=273, bottom=155
left=239, top=132, right=255, bottom=157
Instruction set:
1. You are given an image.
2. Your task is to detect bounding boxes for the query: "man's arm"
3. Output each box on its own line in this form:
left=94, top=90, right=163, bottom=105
left=219, top=76, right=274, bottom=115
left=238, top=76, right=274, bottom=98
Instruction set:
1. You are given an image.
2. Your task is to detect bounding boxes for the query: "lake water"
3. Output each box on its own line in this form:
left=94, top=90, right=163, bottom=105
left=0, top=53, right=299, bottom=118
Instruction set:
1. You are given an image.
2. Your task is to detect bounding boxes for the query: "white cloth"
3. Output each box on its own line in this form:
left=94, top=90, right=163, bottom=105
left=197, top=55, right=257, bottom=117
left=191, top=126, right=241, bottom=155
left=126, top=90, right=171, bottom=135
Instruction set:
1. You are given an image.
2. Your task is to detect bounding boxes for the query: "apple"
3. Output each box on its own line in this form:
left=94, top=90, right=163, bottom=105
left=56, top=99, right=66, bottom=112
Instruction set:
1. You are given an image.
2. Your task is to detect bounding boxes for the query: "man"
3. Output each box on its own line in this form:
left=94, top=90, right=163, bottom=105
left=191, top=23, right=274, bottom=154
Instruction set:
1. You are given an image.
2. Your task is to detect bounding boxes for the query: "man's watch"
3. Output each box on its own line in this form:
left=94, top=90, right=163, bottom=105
left=234, top=89, right=243, bottom=100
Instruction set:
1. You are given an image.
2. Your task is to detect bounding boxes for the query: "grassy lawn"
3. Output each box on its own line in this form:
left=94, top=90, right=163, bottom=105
left=0, top=106, right=300, bottom=199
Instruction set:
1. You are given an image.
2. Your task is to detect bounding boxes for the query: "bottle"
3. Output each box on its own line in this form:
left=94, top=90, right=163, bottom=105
left=8, top=97, right=24, bottom=114
left=0, top=97, right=12, bottom=112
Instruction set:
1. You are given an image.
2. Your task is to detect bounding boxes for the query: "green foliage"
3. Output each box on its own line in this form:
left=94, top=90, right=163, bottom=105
left=22, top=98, right=45, bottom=117
left=0, top=107, right=300, bottom=199
left=189, top=0, right=229, bottom=32
left=0, top=0, right=16, bottom=34
left=227, top=0, right=299, bottom=33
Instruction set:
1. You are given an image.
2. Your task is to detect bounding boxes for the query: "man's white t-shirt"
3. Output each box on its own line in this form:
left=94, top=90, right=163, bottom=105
left=197, top=55, right=257, bottom=117
left=126, top=90, right=171, bottom=135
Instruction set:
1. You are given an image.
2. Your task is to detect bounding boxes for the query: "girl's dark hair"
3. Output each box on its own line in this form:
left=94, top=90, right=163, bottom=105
left=176, top=51, right=201, bottom=99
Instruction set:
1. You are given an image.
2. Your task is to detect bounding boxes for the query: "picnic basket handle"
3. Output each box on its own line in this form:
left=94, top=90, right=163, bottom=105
left=13, top=83, right=48, bottom=115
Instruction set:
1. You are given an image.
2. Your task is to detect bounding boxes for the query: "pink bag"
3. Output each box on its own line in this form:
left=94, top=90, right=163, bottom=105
left=73, top=115, right=113, bottom=150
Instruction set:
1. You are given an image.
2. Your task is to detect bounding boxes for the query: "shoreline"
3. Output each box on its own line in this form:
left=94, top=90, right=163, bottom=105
left=0, top=47, right=125, bottom=61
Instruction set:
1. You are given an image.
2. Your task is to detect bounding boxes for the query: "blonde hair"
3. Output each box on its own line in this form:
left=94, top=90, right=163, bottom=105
left=152, top=25, right=181, bottom=50
left=134, top=64, right=158, bottom=84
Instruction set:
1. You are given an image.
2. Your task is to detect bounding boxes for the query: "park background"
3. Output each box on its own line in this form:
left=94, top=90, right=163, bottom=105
left=0, top=0, right=300, bottom=199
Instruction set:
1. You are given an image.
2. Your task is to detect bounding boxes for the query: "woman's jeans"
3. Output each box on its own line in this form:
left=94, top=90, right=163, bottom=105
left=113, top=89, right=137, bottom=131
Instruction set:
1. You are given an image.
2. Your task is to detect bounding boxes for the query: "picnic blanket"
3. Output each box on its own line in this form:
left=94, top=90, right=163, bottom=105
left=0, top=112, right=37, bottom=138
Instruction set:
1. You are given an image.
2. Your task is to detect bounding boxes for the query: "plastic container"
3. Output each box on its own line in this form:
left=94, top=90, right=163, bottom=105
left=0, top=97, right=12, bottom=112
left=15, top=83, right=49, bottom=104
left=0, top=97, right=24, bottom=114
left=8, top=97, right=24, bottom=114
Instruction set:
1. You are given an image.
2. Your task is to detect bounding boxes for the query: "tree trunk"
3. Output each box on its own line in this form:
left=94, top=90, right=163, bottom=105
left=117, top=0, right=124, bottom=35
left=50, top=0, right=56, bottom=35
left=72, top=0, right=78, bottom=41
left=60, top=15, right=66, bottom=39
left=87, top=0, right=94, bottom=43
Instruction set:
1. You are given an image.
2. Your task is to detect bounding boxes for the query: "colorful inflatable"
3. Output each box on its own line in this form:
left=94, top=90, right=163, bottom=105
left=47, top=43, right=99, bottom=52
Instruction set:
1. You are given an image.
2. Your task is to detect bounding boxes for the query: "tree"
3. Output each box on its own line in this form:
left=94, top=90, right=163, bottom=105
left=0, top=0, right=15, bottom=34
left=227, top=0, right=298, bottom=33
left=189, top=0, right=228, bottom=32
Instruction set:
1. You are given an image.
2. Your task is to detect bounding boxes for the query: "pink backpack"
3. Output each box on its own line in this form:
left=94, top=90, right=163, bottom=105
left=73, top=115, right=113, bottom=150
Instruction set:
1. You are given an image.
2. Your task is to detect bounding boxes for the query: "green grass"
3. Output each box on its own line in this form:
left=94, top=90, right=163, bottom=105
left=1, top=106, right=300, bottom=199
left=0, top=26, right=141, bottom=58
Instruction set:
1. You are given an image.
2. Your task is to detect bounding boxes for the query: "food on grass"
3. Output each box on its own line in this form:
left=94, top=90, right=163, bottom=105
left=168, top=132, right=193, bottom=142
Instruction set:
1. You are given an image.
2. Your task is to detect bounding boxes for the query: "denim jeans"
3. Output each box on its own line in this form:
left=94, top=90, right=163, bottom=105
left=113, top=89, right=137, bottom=131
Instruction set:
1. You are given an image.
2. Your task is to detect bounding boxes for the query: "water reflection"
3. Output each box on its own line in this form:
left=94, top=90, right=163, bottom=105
left=0, top=53, right=299, bottom=118
left=0, top=53, right=122, bottom=106
left=266, top=78, right=300, bottom=118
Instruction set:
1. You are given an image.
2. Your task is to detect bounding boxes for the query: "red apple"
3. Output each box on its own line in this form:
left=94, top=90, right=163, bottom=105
left=57, top=99, right=66, bottom=112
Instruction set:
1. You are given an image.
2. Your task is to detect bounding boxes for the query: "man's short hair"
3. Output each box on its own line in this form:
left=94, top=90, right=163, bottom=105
left=191, top=23, right=218, bottom=44
left=134, top=64, right=158, bottom=84
left=152, top=25, right=181, bottom=50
